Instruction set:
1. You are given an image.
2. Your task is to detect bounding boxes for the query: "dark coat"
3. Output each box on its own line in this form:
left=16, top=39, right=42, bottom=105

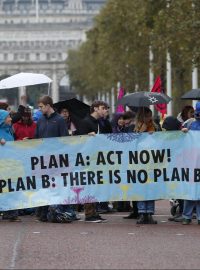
left=35, top=112, right=69, bottom=138
left=78, top=115, right=99, bottom=135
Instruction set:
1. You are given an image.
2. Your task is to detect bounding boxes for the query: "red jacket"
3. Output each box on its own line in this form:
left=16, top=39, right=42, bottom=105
left=13, top=121, right=36, bottom=140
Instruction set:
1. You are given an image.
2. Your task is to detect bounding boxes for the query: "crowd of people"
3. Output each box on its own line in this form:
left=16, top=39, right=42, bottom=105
left=0, top=95, right=199, bottom=225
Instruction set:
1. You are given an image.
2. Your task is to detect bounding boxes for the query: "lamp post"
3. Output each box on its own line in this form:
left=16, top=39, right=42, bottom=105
left=166, top=51, right=172, bottom=116
left=192, top=66, right=198, bottom=108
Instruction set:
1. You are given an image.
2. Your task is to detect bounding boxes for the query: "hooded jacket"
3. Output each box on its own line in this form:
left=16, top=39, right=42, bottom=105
left=0, top=109, right=14, bottom=141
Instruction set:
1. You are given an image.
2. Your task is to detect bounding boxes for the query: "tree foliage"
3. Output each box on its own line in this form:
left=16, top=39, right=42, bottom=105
left=67, top=0, right=200, bottom=113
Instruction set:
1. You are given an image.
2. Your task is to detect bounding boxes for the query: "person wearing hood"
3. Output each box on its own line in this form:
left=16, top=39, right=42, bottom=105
left=0, top=109, right=14, bottom=144
left=0, top=109, right=21, bottom=221
left=111, top=112, right=125, bottom=133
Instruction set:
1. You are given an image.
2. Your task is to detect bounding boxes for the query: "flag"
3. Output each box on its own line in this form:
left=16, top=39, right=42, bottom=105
left=151, top=76, right=167, bottom=118
left=116, top=87, right=125, bottom=113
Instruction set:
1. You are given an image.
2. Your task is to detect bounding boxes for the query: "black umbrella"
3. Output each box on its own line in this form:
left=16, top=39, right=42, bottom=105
left=53, top=98, right=90, bottom=119
left=117, top=91, right=172, bottom=107
left=181, top=89, right=200, bottom=100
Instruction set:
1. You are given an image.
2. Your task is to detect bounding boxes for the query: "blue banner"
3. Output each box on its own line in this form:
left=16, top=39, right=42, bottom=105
left=0, top=131, right=200, bottom=210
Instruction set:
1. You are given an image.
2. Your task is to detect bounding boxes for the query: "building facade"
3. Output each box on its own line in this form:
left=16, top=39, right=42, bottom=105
left=0, top=0, right=106, bottom=104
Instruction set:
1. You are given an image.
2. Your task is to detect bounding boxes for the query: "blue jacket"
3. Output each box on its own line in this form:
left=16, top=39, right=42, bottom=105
left=189, top=119, right=200, bottom=131
left=0, top=109, right=14, bottom=141
left=35, top=111, right=69, bottom=138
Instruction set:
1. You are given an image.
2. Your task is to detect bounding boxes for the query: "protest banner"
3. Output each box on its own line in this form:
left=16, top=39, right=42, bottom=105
left=0, top=131, right=200, bottom=210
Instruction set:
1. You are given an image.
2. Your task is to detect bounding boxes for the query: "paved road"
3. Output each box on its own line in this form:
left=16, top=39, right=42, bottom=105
left=0, top=200, right=200, bottom=269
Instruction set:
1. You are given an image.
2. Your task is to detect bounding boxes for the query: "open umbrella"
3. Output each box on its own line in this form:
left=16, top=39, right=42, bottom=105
left=181, top=89, right=200, bottom=100
left=53, top=98, right=90, bottom=119
left=117, top=91, right=171, bottom=107
left=0, top=72, right=52, bottom=94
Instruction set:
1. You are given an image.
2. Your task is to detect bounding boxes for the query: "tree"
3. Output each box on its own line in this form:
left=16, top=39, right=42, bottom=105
left=67, top=0, right=200, bottom=114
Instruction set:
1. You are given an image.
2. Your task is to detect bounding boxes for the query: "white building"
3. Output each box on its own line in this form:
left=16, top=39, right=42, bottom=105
left=0, top=0, right=106, bottom=106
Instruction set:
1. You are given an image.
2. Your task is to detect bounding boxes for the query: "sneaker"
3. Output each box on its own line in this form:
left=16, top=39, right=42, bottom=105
left=136, top=214, right=147, bottom=224
left=95, top=214, right=108, bottom=223
left=182, top=218, right=191, bottom=225
left=193, top=213, right=197, bottom=219
left=147, top=214, right=157, bottom=224
left=85, top=216, right=102, bottom=223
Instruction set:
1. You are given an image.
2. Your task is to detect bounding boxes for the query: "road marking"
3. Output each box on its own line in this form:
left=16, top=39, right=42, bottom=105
left=80, top=232, right=89, bottom=235
left=33, top=231, right=40, bottom=234
left=128, top=232, right=135, bottom=235
left=10, top=230, right=22, bottom=269
left=176, top=233, right=184, bottom=236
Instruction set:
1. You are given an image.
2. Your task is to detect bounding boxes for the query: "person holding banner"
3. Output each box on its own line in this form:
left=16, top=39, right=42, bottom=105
left=0, top=109, right=21, bottom=221
left=110, top=112, right=133, bottom=213
left=97, top=104, right=114, bottom=213
left=111, top=112, right=125, bottom=134
left=79, top=100, right=109, bottom=223
left=177, top=105, right=194, bottom=128
left=181, top=101, right=200, bottom=225
left=134, top=107, right=160, bottom=224
left=13, top=107, right=36, bottom=140
left=35, top=95, right=69, bottom=222
left=59, top=108, right=78, bottom=135
left=162, top=116, right=184, bottom=222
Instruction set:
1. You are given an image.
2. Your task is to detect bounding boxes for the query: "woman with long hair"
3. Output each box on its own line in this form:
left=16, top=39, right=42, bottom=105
left=177, top=105, right=194, bottom=126
left=13, top=107, right=36, bottom=140
left=134, top=107, right=160, bottom=224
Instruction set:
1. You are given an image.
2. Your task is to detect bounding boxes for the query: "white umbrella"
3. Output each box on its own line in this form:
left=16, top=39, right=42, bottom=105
left=0, top=72, right=52, bottom=94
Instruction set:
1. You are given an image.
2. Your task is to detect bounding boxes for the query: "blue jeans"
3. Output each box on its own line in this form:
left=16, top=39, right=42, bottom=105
left=137, top=200, right=155, bottom=214
left=182, top=200, right=200, bottom=220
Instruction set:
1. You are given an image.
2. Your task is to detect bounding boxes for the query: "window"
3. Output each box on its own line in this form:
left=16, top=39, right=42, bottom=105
left=4, top=54, right=8, bottom=61
left=36, top=53, right=40, bottom=61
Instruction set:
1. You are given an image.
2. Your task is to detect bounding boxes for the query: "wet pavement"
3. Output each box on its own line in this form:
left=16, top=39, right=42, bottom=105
left=0, top=200, right=200, bottom=269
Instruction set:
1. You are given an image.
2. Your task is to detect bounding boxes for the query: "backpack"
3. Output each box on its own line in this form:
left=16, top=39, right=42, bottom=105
left=47, top=205, right=73, bottom=223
